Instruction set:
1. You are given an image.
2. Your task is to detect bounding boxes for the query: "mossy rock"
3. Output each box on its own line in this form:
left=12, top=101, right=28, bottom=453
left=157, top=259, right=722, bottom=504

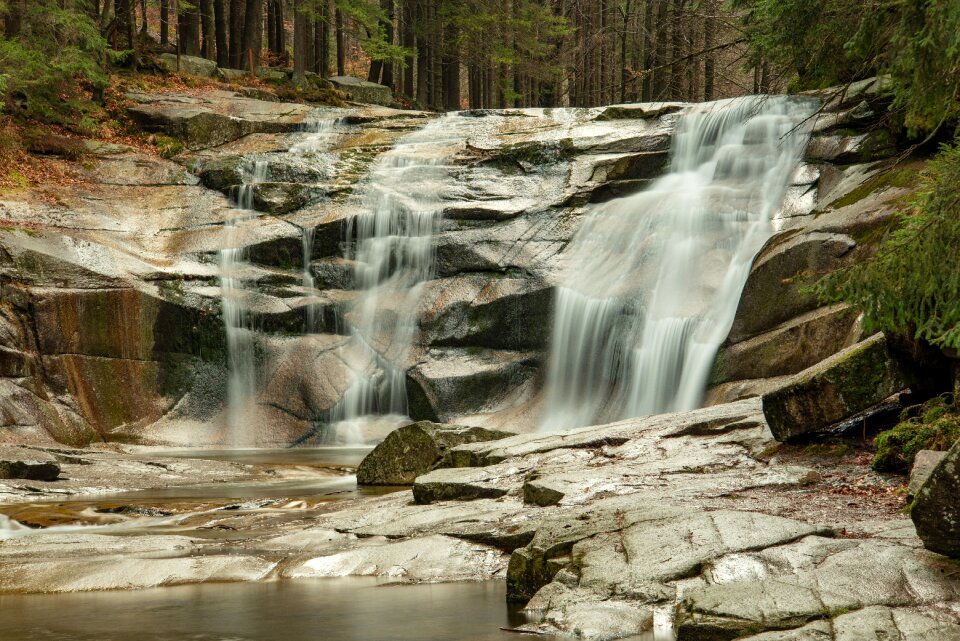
left=762, top=332, right=908, bottom=441
left=356, top=421, right=515, bottom=486
left=197, top=155, right=246, bottom=191
left=911, top=437, right=960, bottom=557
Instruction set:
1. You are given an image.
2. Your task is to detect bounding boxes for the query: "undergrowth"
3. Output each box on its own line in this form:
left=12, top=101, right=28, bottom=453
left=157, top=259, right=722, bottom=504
left=872, top=395, right=960, bottom=472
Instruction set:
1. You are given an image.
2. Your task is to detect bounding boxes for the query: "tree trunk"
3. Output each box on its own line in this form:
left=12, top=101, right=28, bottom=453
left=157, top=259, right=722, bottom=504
left=229, top=0, right=245, bottom=68
left=242, top=0, right=263, bottom=69
left=670, top=0, right=686, bottom=100
left=179, top=5, right=201, bottom=56
left=652, top=0, right=670, bottom=99
left=213, top=0, right=229, bottom=66
left=293, top=0, right=307, bottom=81
left=442, top=23, right=459, bottom=110
left=703, top=0, right=715, bottom=100
left=642, top=0, right=655, bottom=100
left=335, top=8, right=345, bottom=76
left=381, top=0, right=394, bottom=88
left=317, top=0, right=329, bottom=76
left=160, top=0, right=169, bottom=44
left=200, top=0, right=214, bottom=59
left=401, top=0, right=415, bottom=99
left=4, top=0, right=23, bottom=38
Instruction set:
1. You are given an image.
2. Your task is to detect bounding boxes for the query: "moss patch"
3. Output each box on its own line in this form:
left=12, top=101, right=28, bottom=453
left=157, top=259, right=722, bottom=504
left=872, top=395, right=960, bottom=472
left=830, top=163, right=922, bottom=210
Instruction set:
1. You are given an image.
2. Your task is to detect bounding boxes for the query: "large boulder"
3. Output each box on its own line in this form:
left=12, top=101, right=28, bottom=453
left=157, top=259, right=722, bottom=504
left=328, top=76, right=392, bottom=106
left=728, top=232, right=857, bottom=344
left=158, top=53, right=217, bottom=78
left=911, top=439, right=960, bottom=557
left=355, top=421, right=515, bottom=486
left=762, top=333, right=907, bottom=441
left=0, top=458, right=60, bottom=481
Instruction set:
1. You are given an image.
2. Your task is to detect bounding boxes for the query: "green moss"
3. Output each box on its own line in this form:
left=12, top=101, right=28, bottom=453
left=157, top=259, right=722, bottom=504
left=153, top=133, right=184, bottom=159
left=830, top=165, right=921, bottom=210
left=804, top=440, right=852, bottom=457
left=872, top=395, right=960, bottom=472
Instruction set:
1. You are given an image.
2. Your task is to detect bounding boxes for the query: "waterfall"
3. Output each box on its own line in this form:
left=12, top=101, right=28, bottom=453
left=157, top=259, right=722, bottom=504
left=220, top=160, right=268, bottom=446
left=294, top=116, right=343, bottom=333
left=327, top=114, right=474, bottom=442
left=540, top=96, right=817, bottom=431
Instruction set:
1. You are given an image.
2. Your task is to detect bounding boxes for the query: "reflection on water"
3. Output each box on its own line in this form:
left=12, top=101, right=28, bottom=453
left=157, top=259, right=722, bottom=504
left=146, top=447, right=374, bottom=468
left=0, top=579, right=529, bottom=641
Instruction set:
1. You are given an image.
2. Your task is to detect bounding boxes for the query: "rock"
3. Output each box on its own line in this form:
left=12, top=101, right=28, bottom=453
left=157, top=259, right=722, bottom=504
left=304, top=71, right=333, bottom=90
left=405, top=348, right=540, bottom=423
left=712, top=304, right=863, bottom=385
left=196, top=155, right=246, bottom=190
left=127, top=90, right=311, bottom=149
left=158, top=53, right=217, bottom=78
left=328, top=76, right=393, bottom=106
left=0, top=459, right=60, bottom=480
left=762, top=333, right=908, bottom=441
left=216, top=67, right=247, bottom=82
left=728, top=232, right=857, bottom=344
left=805, top=129, right=897, bottom=164
left=594, top=103, right=684, bottom=121
left=283, top=534, right=506, bottom=583
left=249, top=182, right=318, bottom=214
left=356, top=420, right=515, bottom=486
left=911, top=438, right=960, bottom=557
left=907, top=449, right=948, bottom=498
left=675, top=536, right=960, bottom=640
left=256, top=66, right=288, bottom=83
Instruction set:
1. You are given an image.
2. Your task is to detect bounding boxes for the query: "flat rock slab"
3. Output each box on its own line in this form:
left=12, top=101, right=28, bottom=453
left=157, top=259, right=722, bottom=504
left=127, top=90, right=313, bottom=149
left=762, top=333, right=907, bottom=441
left=676, top=535, right=960, bottom=639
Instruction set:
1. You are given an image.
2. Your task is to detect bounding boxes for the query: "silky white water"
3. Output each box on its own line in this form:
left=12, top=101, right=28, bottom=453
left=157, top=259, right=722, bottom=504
left=220, top=159, right=268, bottom=446
left=294, top=116, right=343, bottom=333
left=540, top=96, right=817, bottom=431
left=327, top=114, right=478, bottom=442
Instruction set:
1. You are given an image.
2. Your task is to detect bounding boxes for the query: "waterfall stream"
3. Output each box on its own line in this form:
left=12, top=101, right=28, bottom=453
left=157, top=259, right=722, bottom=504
left=220, top=160, right=268, bottom=446
left=326, top=114, right=479, bottom=442
left=540, top=96, right=817, bottom=431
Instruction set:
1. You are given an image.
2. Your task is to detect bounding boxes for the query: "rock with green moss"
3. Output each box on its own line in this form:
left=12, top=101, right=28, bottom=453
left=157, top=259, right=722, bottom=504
left=908, top=450, right=948, bottom=498
left=197, top=155, right=246, bottom=190
left=911, top=438, right=960, bottom=558
left=355, top=421, right=515, bottom=486
left=762, top=333, right=908, bottom=441
left=328, top=76, right=392, bottom=106
left=158, top=53, right=217, bottom=78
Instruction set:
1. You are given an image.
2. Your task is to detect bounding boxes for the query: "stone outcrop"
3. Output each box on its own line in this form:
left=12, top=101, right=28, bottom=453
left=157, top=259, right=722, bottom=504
left=907, top=449, right=948, bottom=498
left=328, top=76, right=393, bottom=106
left=910, top=438, right=960, bottom=558
left=356, top=421, right=514, bottom=485
left=762, top=333, right=908, bottom=441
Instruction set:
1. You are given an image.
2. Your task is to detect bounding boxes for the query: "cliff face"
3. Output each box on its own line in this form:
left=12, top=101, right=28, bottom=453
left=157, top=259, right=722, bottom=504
left=0, top=79, right=908, bottom=446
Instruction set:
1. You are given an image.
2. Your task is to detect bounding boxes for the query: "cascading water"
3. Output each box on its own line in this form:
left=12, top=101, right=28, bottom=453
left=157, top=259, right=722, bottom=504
left=293, top=116, right=343, bottom=333
left=220, top=159, right=268, bottom=446
left=540, top=96, right=817, bottom=431
left=327, top=115, right=475, bottom=442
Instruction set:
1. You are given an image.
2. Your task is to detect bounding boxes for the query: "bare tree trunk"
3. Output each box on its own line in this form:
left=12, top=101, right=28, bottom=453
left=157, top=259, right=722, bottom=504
left=5, top=0, right=23, bottom=38
left=139, top=0, right=147, bottom=34
left=242, top=0, right=263, bottom=69
left=442, top=23, right=459, bottom=110
left=381, top=0, right=394, bottom=88
left=229, top=0, right=245, bottom=68
left=213, top=0, right=229, bottom=66
left=335, top=8, right=345, bottom=75
left=179, top=5, right=201, bottom=56
left=703, top=0, right=715, bottom=100
left=401, top=0, right=415, bottom=98
left=293, top=0, right=306, bottom=81
left=642, top=0, right=655, bottom=100
left=160, top=0, right=169, bottom=44
left=200, top=0, right=214, bottom=59
left=318, top=0, right=329, bottom=76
